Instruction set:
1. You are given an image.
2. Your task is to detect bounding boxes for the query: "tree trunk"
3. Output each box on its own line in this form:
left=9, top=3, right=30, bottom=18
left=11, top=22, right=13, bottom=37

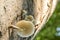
left=0, top=0, right=57, bottom=40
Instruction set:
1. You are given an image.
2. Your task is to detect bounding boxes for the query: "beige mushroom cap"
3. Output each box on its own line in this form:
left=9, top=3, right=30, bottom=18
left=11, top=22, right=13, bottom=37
left=16, top=20, right=35, bottom=37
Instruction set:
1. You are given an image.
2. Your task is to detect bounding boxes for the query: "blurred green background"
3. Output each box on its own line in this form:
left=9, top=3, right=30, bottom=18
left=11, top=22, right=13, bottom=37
left=34, top=1, right=60, bottom=40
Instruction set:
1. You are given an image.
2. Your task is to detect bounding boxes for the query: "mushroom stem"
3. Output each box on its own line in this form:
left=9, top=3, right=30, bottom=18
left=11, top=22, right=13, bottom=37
left=10, top=25, right=24, bottom=32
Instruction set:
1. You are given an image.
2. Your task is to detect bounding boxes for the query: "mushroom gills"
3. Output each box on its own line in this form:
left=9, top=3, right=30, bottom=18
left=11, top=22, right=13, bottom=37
left=11, top=20, right=35, bottom=37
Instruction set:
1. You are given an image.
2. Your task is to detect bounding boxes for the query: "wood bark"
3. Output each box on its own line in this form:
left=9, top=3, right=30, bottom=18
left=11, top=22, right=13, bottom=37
left=0, top=0, right=57, bottom=40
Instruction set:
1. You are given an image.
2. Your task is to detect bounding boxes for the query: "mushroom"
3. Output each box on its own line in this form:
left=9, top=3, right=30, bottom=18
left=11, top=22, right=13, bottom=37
left=10, top=20, right=35, bottom=37
left=25, top=15, right=35, bottom=24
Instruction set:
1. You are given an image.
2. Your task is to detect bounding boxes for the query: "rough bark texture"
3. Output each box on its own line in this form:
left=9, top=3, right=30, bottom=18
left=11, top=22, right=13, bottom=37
left=0, top=0, right=23, bottom=40
left=0, top=0, right=57, bottom=40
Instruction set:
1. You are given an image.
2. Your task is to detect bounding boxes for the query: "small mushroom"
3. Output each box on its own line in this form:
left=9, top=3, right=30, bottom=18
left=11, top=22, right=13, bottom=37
left=25, top=15, right=35, bottom=24
left=11, top=20, right=35, bottom=37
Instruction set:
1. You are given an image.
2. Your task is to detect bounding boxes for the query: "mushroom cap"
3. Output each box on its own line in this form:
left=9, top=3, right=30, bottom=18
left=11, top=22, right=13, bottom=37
left=25, top=15, right=34, bottom=21
left=16, top=20, right=35, bottom=37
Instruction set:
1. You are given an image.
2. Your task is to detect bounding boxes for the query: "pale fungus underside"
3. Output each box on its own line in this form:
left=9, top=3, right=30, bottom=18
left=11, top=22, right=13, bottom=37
left=16, top=20, right=35, bottom=37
